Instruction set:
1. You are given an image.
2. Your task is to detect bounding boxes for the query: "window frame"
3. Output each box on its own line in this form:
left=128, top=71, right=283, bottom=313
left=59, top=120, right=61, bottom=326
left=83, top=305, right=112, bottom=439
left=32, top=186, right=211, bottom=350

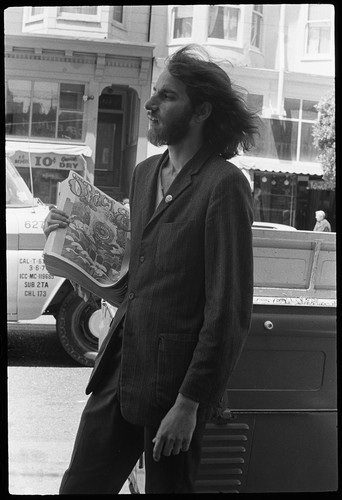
left=23, top=6, right=45, bottom=25
left=112, top=6, right=124, bottom=25
left=169, top=5, right=194, bottom=42
left=5, top=79, right=86, bottom=142
left=303, top=3, right=334, bottom=60
left=207, top=4, right=245, bottom=48
left=246, top=97, right=319, bottom=163
left=247, top=93, right=264, bottom=116
left=250, top=4, right=263, bottom=50
left=111, top=5, right=127, bottom=31
left=57, top=6, right=101, bottom=23
left=30, top=7, right=44, bottom=17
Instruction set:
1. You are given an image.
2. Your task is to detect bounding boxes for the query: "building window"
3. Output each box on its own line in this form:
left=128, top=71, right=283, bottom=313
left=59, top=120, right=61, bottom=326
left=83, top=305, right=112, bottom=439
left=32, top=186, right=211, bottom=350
left=30, top=7, right=44, bottom=16
left=58, top=6, right=98, bottom=16
left=113, top=6, right=124, bottom=24
left=247, top=93, right=263, bottom=115
left=208, top=4, right=241, bottom=42
left=305, top=4, right=332, bottom=56
left=246, top=98, right=319, bottom=162
left=58, top=83, right=85, bottom=140
left=250, top=5, right=263, bottom=49
left=171, top=5, right=193, bottom=39
left=5, top=80, right=85, bottom=141
left=31, top=82, right=58, bottom=138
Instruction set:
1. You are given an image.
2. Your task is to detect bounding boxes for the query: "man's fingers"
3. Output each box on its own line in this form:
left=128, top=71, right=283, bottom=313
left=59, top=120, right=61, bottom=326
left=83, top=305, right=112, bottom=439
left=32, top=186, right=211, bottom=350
left=43, top=209, right=70, bottom=238
left=152, top=435, right=188, bottom=460
left=172, top=439, right=183, bottom=455
left=162, top=437, right=176, bottom=457
left=45, top=223, right=61, bottom=236
left=181, top=439, right=191, bottom=452
left=152, top=436, right=163, bottom=462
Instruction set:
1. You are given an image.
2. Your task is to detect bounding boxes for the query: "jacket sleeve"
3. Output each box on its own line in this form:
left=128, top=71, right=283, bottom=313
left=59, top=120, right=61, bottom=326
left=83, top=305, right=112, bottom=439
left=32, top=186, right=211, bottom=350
left=179, top=168, right=254, bottom=407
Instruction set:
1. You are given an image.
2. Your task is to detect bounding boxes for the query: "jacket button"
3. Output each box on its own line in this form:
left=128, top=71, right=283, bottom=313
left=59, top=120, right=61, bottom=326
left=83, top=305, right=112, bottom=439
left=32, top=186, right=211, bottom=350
left=128, top=292, right=135, bottom=300
left=165, top=194, right=173, bottom=203
left=139, top=255, right=145, bottom=263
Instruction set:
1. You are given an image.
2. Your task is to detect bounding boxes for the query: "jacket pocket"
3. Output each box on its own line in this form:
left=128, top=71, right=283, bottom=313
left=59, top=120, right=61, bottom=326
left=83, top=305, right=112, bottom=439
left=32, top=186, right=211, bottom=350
left=155, top=221, right=198, bottom=273
left=156, top=333, right=198, bottom=409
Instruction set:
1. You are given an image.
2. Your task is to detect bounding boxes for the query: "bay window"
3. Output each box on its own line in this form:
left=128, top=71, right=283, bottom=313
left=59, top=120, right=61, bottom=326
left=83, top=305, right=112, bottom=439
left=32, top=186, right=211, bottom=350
left=171, top=5, right=193, bottom=39
left=208, top=4, right=241, bottom=42
left=58, top=6, right=98, bottom=16
left=113, top=6, right=124, bottom=24
left=250, top=5, right=263, bottom=49
left=305, top=4, right=333, bottom=56
left=30, top=7, right=44, bottom=16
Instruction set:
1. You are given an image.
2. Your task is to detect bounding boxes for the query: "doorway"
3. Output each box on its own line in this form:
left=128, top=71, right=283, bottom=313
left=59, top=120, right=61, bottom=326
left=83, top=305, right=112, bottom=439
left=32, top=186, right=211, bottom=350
left=95, top=112, right=123, bottom=192
left=95, top=90, right=125, bottom=199
left=94, top=87, right=140, bottom=201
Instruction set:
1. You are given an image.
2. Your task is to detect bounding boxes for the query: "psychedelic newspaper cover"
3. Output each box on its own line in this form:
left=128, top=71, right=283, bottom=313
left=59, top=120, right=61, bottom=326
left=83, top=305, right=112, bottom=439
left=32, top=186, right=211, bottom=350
left=43, top=171, right=130, bottom=306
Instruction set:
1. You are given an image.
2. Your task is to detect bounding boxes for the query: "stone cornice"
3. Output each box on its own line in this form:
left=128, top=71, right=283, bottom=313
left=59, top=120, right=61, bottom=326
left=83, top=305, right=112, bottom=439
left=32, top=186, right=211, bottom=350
left=5, top=33, right=154, bottom=58
left=5, top=51, right=95, bottom=64
left=6, top=49, right=144, bottom=70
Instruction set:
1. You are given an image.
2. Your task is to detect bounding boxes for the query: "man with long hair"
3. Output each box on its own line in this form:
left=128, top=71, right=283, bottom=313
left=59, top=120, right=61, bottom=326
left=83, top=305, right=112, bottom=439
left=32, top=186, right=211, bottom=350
left=44, top=44, right=259, bottom=494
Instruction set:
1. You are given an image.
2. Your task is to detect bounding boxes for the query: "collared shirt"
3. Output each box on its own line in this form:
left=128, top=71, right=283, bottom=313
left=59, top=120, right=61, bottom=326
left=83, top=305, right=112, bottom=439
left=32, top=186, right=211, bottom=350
left=155, top=161, right=165, bottom=209
left=154, top=155, right=180, bottom=210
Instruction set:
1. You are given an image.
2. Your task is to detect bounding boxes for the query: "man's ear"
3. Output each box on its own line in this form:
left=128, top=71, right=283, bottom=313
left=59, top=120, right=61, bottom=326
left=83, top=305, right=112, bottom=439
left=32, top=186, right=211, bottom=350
left=194, top=102, right=212, bottom=123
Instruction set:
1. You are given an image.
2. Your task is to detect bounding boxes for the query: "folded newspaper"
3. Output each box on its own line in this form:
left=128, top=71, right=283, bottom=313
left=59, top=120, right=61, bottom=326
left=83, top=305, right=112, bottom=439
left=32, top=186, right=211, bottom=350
left=43, top=171, right=130, bottom=306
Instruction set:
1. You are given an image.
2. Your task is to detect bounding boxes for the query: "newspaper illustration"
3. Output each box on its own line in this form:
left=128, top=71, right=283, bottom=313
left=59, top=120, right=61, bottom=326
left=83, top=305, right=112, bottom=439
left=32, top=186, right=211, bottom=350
left=43, top=171, right=130, bottom=306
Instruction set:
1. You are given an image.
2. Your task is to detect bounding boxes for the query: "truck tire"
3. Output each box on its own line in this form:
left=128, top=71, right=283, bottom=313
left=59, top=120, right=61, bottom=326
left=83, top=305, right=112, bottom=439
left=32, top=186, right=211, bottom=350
left=56, top=290, right=101, bottom=366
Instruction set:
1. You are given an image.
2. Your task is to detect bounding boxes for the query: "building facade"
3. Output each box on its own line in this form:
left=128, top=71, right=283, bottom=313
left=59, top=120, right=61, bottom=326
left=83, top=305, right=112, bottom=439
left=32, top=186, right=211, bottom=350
left=5, top=6, right=154, bottom=202
left=5, top=5, right=335, bottom=230
left=147, top=4, right=335, bottom=230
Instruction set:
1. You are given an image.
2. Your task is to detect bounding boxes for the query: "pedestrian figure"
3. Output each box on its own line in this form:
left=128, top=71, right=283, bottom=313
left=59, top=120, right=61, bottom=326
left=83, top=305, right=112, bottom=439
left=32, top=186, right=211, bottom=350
left=313, top=210, right=331, bottom=232
left=43, top=44, right=259, bottom=494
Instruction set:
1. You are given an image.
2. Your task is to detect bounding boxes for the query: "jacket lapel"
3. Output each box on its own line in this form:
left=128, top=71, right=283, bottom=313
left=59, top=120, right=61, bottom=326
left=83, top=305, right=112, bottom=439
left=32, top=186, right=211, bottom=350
left=139, top=151, right=167, bottom=228
left=145, top=144, right=214, bottom=229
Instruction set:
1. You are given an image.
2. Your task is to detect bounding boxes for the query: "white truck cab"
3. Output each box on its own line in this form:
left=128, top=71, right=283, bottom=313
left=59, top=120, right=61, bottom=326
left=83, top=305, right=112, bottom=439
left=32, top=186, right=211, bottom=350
left=6, top=157, right=102, bottom=366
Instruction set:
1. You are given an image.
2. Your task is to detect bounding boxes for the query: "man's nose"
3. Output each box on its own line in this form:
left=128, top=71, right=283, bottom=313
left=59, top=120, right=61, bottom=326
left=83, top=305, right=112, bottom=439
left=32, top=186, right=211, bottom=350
left=144, top=95, right=158, bottom=111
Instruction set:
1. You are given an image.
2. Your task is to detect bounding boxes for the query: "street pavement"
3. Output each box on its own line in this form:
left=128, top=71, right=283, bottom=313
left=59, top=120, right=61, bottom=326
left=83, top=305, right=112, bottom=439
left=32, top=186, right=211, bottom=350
left=7, top=316, right=132, bottom=495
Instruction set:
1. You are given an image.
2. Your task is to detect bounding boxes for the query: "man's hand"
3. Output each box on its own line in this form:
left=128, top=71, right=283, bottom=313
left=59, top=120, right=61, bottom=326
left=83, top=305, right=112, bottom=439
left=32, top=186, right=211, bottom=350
left=152, top=393, right=199, bottom=462
left=43, top=207, right=70, bottom=238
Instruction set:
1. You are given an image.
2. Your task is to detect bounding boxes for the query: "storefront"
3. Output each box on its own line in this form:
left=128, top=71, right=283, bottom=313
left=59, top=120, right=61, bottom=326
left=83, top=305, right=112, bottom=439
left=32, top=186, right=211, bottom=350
left=5, top=34, right=154, bottom=206
left=5, top=141, right=93, bottom=204
left=233, top=156, right=335, bottom=231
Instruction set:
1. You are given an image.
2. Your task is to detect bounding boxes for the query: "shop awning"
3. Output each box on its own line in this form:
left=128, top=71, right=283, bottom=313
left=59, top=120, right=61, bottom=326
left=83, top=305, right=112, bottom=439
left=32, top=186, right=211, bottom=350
left=5, top=140, right=93, bottom=178
left=5, top=140, right=92, bottom=157
left=231, top=155, right=323, bottom=176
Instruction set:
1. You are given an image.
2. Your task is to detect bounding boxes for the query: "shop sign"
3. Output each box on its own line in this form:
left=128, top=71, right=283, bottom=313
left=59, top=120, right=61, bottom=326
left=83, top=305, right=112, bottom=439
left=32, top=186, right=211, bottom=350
left=9, top=151, right=84, bottom=171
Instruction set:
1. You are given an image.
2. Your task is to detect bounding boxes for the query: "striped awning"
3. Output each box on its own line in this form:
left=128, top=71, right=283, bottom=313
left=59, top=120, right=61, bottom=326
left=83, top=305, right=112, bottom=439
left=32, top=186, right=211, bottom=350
left=231, top=155, right=323, bottom=176
left=5, top=140, right=92, bottom=157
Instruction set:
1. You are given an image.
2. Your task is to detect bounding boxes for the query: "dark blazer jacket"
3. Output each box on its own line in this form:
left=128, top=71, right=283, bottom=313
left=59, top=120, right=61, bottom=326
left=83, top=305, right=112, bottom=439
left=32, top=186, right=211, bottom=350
left=86, top=144, right=254, bottom=428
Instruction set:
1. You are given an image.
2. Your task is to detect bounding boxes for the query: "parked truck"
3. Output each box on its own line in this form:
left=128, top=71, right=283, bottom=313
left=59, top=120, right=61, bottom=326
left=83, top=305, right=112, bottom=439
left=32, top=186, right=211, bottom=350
left=125, top=227, right=337, bottom=493
left=6, top=157, right=102, bottom=365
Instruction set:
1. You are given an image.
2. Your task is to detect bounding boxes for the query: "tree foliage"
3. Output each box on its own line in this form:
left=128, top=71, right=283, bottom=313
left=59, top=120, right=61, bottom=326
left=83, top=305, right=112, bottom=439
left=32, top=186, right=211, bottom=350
left=312, top=88, right=335, bottom=188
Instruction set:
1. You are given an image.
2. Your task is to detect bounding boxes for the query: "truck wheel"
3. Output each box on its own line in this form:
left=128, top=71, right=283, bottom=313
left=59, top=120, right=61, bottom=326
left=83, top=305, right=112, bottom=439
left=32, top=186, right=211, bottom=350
left=56, top=290, right=101, bottom=366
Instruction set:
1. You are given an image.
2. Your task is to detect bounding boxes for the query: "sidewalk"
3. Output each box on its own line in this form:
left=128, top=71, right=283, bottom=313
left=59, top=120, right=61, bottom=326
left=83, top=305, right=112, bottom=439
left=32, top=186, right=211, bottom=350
left=9, top=314, right=141, bottom=494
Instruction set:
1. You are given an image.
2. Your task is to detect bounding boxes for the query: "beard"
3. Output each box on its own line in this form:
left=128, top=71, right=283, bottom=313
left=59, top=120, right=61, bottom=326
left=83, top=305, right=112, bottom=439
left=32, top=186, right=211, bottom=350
left=147, top=105, right=194, bottom=147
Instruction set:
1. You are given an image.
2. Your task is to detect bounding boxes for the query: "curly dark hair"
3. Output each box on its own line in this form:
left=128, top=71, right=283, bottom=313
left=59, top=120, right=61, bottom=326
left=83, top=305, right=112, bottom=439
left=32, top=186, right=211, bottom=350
left=166, top=45, right=260, bottom=159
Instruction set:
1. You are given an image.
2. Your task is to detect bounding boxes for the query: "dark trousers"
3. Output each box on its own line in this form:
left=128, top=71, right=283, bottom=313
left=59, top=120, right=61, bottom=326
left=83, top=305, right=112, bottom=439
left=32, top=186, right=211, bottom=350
left=59, top=331, right=206, bottom=494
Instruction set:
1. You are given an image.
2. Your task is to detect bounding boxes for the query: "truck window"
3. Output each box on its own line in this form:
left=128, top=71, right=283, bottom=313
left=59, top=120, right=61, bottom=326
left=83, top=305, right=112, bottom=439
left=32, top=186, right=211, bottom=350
left=6, top=158, right=36, bottom=208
